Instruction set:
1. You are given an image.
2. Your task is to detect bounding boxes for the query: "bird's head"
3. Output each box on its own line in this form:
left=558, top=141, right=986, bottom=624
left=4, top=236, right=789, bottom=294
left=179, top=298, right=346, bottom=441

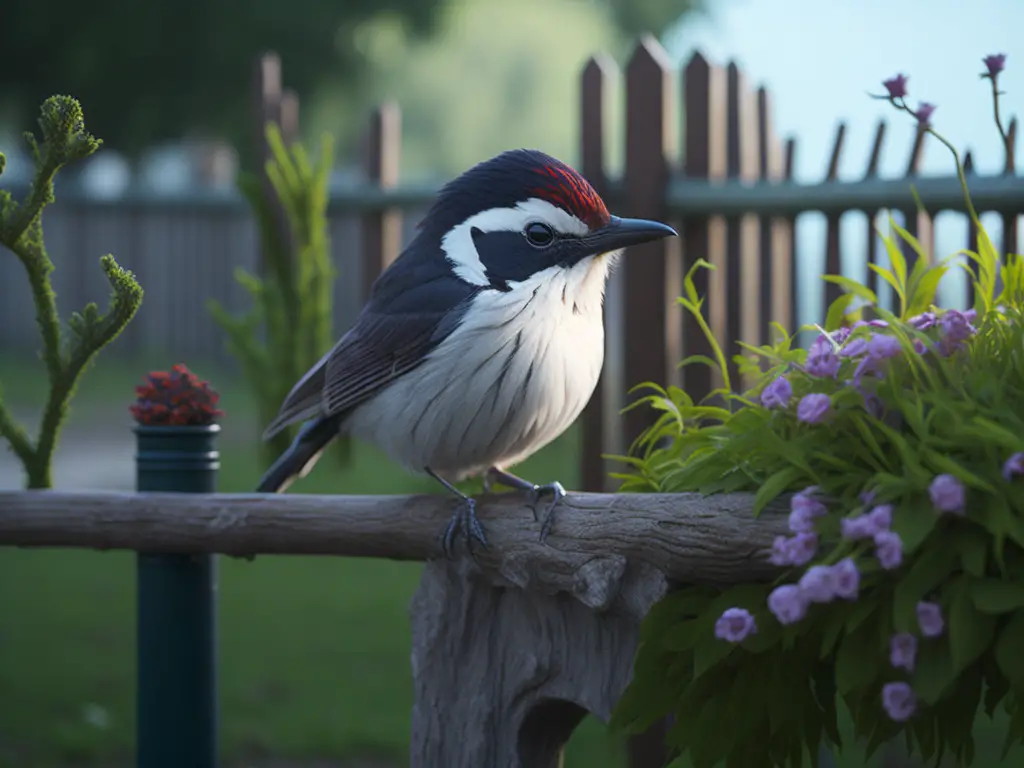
left=419, top=149, right=677, bottom=291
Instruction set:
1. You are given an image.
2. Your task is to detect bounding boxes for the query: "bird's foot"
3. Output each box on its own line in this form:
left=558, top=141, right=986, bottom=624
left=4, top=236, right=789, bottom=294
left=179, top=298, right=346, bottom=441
left=526, top=481, right=566, bottom=543
left=485, top=467, right=566, bottom=543
left=440, top=496, right=489, bottom=559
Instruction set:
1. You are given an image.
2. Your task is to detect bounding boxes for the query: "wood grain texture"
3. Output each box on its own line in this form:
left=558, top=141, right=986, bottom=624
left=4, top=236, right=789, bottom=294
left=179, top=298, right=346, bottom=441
left=0, top=490, right=788, bottom=593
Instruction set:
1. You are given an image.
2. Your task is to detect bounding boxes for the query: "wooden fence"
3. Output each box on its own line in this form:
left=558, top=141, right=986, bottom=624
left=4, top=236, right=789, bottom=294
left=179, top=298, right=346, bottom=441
left=3, top=35, right=1023, bottom=488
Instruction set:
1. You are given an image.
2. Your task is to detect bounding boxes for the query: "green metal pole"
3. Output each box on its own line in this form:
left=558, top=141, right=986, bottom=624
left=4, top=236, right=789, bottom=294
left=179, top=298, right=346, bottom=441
left=135, top=424, right=220, bottom=768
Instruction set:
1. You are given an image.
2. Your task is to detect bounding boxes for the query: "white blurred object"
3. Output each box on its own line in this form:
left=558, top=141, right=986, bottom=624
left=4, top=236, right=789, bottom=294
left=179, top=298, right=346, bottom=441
left=79, top=150, right=131, bottom=199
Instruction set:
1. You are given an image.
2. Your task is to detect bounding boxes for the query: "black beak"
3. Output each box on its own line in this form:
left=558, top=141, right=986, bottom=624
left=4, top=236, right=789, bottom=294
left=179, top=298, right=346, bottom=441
left=584, top=215, right=677, bottom=255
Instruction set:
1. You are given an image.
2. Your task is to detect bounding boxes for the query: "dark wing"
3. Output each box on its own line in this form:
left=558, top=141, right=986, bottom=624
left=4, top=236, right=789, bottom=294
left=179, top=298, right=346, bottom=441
left=262, top=262, right=479, bottom=441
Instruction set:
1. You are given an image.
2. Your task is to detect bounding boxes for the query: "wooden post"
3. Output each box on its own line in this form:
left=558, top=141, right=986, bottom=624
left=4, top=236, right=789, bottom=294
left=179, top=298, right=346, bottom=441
left=899, top=127, right=933, bottom=281
left=724, top=62, right=762, bottom=382
left=1001, top=117, right=1018, bottom=257
left=621, top=36, right=680, bottom=448
left=757, top=87, right=793, bottom=338
left=964, top=150, right=979, bottom=309
left=579, top=54, right=617, bottom=493
left=822, top=122, right=847, bottom=311
left=783, top=139, right=799, bottom=329
left=681, top=52, right=727, bottom=402
left=863, top=121, right=887, bottom=302
left=361, top=102, right=403, bottom=300
left=251, top=52, right=300, bottom=273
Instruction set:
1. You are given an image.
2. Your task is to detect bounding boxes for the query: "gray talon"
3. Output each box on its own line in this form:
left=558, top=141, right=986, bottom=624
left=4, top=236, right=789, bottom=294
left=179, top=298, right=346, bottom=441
left=526, top=481, right=566, bottom=543
left=441, top=497, right=488, bottom=558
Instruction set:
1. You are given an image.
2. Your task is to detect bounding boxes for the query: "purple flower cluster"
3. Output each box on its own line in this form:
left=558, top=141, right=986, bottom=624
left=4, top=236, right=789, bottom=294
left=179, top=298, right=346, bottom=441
left=1004, top=452, right=1024, bottom=480
left=881, top=602, right=946, bottom=721
left=934, top=308, right=977, bottom=357
left=805, top=332, right=843, bottom=378
left=770, top=487, right=827, bottom=566
left=767, top=558, right=860, bottom=624
left=841, top=503, right=902, bottom=570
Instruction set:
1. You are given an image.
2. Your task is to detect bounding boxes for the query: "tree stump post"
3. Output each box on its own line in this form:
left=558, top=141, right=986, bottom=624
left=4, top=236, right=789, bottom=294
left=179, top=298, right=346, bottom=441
left=408, top=557, right=669, bottom=767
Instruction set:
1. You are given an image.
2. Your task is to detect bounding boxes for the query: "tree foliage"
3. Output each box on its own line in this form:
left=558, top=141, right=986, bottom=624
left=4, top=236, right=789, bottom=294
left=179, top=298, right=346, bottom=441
left=0, top=0, right=701, bottom=160
left=0, top=96, right=144, bottom=488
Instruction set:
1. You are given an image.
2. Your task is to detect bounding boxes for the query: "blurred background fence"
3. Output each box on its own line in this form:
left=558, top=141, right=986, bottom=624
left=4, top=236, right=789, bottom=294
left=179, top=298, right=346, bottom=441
left=2, top=36, right=1023, bottom=494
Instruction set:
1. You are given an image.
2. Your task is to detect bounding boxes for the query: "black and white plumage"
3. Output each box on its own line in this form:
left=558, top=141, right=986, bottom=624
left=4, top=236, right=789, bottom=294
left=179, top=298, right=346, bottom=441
left=257, top=148, right=676, bottom=555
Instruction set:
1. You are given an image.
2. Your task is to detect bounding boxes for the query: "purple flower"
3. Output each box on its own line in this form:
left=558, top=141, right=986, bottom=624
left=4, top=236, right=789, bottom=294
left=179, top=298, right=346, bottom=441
left=830, top=327, right=852, bottom=344
left=832, top=557, right=860, bottom=600
left=874, top=530, right=903, bottom=570
left=841, top=514, right=876, bottom=541
left=869, top=504, right=893, bottom=531
left=715, top=607, right=758, bottom=643
left=788, top=532, right=819, bottom=565
left=983, top=54, right=1007, bottom=78
left=941, top=308, right=976, bottom=343
left=798, top=565, right=836, bottom=603
left=882, top=682, right=917, bottom=722
left=929, top=473, right=965, bottom=514
left=908, top=311, right=938, bottom=330
left=789, top=487, right=828, bottom=532
left=917, top=601, right=944, bottom=637
left=867, top=333, right=902, bottom=359
left=890, top=632, right=918, bottom=671
left=1003, top=452, right=1024, bottom=481
left=914, top=102, right=936, bottom=127
left=768, top=584, right=808, bottom=624
left=859, top=488, right=877, bottom=506
left=912, top=338, right=928, bottom=355
left=839, top=337, right=868, bottom=358
left=883, top=74, right=909, bottom=99
left=761, top=376, right=792, bottom=409
left=805, top=349, right=841, bottom=378
left=964, top=308, right=978, bottom=323
left=768, top=532, right=818, bottom=566
left=797, top=393, right=832, bottom=424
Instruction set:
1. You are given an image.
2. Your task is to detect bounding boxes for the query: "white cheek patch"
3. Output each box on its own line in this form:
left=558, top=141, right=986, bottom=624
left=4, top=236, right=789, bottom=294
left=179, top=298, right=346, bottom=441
left=440, top=197, right=590, bottom=286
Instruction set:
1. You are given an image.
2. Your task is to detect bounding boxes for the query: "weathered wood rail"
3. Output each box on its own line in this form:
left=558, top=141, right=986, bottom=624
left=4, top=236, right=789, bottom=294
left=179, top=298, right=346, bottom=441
left=0, top=489, right=787, bottom=767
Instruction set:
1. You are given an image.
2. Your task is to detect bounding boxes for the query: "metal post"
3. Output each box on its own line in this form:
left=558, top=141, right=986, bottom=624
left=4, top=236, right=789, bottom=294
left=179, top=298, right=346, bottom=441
left=135, top=424, right=220, bottom=768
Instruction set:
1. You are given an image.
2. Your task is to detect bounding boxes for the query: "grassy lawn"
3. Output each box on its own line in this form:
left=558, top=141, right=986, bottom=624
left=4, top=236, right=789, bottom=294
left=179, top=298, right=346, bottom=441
left=0, top=354, right=624, bottom=767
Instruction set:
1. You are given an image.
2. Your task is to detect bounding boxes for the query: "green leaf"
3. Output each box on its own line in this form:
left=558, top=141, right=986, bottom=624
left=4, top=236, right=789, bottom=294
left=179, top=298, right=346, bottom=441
left=753, top=466, right=803, bottom=516
left=820, top=274, right=877, bottom=305
left=890, top=499, right=939, bottom=555
left=959, top=528, right=988, bottom=578
left=971, top=580, right=1024, bottom=614
left=892, top=543, right=956, bottom=632
left=835, top=617, right=883, bottom=695
left=994, top=610, right=1024, bottom=687
left=823, top=292, right=857, bottom=333
left=948, top=576, right=996, bottom=672
left=913, top=639, right=957, bottom=704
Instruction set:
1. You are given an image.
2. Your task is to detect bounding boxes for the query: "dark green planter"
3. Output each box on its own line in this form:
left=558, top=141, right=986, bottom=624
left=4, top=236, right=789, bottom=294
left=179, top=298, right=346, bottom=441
left=134, top=423, right=220, bottom=768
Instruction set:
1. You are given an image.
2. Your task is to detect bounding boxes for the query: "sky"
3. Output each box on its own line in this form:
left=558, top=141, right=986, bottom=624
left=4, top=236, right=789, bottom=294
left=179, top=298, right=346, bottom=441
left=663, top=0, right=1023, bottom=324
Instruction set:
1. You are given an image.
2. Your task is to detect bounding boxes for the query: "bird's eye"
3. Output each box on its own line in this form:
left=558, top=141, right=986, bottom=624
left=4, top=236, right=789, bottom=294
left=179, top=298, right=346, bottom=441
left=524, top=222, right=555, bottom=248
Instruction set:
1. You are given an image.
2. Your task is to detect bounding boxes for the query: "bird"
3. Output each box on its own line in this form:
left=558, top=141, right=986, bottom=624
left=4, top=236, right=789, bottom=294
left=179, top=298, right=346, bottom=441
left=256, top=148, right=677, bottom=556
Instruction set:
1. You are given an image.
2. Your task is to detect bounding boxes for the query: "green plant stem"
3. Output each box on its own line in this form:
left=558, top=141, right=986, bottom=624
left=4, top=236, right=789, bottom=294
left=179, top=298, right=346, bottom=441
left=990, top=78, right=1014, bottom=173
left=925, top=128, right=981, bottom=228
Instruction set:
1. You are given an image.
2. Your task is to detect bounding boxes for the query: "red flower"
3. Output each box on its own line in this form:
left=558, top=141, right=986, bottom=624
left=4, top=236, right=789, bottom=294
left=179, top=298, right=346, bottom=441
left=130, top=363, right=224, bottom=426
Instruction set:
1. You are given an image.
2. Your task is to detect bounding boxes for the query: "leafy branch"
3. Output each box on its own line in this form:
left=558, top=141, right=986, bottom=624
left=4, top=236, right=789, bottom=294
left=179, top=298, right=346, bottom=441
left=0, top=95, right=144, bottom=489
left=208, top=122, right=346, bottom=468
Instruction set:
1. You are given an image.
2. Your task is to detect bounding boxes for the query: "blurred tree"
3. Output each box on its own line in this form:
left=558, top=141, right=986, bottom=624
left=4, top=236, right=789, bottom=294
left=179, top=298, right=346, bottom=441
left=0, top=0, right=447, bottom=160
left=308, top=0, right=704, bottom=178
left=602, top=0, right=704, bottom=37
left=0, top=0, right=701, bottom=164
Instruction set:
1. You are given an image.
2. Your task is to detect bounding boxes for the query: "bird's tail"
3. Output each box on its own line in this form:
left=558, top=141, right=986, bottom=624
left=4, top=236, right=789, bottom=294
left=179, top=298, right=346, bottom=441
left=256, top=414, right=342, bottom=493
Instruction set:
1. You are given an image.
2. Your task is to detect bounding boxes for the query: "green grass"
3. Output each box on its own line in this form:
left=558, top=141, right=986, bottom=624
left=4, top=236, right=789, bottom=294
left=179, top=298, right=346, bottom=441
left=0, top=354, right=625, bottom=767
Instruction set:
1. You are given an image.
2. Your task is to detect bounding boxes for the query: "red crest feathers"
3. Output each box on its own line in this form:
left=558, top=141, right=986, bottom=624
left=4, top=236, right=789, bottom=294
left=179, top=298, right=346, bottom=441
left=529, top=162, right=609, bottom=230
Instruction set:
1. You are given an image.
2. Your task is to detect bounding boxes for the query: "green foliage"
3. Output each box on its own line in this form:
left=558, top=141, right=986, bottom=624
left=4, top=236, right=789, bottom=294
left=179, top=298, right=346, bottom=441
left=609, top=66, right=1024, bottom=766
left=208, top=122, right=345, bottom=468
left=0, top=96, right=144, bottom=489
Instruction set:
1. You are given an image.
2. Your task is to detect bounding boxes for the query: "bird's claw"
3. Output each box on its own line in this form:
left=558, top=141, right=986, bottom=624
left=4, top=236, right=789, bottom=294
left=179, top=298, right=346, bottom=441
left=525, top=481, right=566, bottom=543
left=440, top=496, right=489, bottom=559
